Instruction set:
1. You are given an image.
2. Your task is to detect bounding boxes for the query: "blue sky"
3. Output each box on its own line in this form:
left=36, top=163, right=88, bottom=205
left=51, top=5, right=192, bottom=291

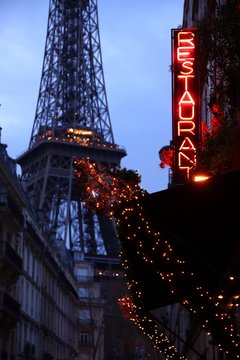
left=0, top=1, right=183, bottom=193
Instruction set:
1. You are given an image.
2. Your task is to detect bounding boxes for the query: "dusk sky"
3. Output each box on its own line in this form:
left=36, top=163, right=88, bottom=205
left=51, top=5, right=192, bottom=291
left=0, top=1, right=184, bottom=193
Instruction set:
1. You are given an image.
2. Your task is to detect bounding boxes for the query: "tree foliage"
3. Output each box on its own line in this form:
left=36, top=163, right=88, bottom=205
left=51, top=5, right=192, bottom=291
left=194, top=0, right=240, bottom=174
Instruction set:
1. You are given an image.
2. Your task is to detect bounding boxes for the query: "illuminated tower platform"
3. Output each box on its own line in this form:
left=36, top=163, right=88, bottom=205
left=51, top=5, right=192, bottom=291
left=17, top=0, right=126, bottom=257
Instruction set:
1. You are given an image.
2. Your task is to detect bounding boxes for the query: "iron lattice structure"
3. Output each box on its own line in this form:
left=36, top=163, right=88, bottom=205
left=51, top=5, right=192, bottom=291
left=17, top=0, right=126, bottom=256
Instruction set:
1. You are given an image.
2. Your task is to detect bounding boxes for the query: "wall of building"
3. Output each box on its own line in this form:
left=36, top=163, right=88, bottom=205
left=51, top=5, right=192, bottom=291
left=0, top=143, right=79, bottom=360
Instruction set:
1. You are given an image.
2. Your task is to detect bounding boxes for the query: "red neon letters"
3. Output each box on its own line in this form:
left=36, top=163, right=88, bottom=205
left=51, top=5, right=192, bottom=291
left=172, top=28, right=199, bottom=182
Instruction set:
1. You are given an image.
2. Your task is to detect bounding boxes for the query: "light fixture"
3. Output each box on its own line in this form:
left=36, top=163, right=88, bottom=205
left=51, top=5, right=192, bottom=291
left=192, top=172, right=211, bottom=182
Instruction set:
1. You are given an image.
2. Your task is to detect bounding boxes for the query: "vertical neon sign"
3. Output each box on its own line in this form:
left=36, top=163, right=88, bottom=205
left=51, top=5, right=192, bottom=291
left=171, top=28, right=200, bottom=184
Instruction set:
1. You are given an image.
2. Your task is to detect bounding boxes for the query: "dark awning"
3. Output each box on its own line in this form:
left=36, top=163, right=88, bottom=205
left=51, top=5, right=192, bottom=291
left=122, top=170, right=240, bottom=311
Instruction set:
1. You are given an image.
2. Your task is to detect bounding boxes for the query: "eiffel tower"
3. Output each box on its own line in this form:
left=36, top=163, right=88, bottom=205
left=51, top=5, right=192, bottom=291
left=17, top=0, right=126, bottom=257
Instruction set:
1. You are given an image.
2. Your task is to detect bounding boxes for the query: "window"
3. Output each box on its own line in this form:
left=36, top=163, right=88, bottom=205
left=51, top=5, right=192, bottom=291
left=78, top=287, right=89, bottom=298
left=79, top=309, right=90, bottom=320
left=79, top=332, right=91, bottom=346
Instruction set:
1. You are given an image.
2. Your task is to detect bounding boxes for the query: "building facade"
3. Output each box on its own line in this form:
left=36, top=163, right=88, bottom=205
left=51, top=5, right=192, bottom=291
left=0, top=141, right=79, bottom=360
left=74, top=252, right=163, bottom=360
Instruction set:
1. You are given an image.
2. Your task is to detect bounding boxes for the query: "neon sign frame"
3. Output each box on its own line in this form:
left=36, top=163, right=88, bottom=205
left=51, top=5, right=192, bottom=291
left=171, top=28, right=200, bottom=184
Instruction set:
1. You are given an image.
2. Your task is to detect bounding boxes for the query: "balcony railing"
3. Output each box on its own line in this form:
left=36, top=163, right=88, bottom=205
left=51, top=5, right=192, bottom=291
left=78, top=296, right=104, bottom=306
left=77, top=318, right=95, bottom=327
left=78, top=340, right=94, bottom=348
left=76, top=275, right=93, bottom=283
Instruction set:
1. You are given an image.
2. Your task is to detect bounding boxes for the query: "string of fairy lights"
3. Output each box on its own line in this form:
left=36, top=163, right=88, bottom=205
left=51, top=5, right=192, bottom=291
left=73, top=158, right=240, bottom=359
left=117, top=194, right=240, bottom=358
left=35, top=128, right=120, bottom=151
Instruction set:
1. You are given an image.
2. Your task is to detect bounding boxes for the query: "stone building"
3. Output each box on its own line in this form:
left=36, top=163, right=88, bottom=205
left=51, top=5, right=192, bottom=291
left=0, top=141, right=78, bottom=359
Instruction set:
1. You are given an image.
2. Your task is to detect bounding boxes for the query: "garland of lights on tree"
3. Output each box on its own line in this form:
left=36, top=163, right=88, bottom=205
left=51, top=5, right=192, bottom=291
left=73, top=158, right=240, bottom=359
